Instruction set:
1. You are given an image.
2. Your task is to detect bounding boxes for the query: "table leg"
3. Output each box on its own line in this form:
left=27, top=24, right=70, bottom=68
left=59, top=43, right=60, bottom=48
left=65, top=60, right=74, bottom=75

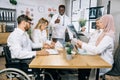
left=95, top=68, right=100, bottom=80
left=78, top=69, right=91, bottom=80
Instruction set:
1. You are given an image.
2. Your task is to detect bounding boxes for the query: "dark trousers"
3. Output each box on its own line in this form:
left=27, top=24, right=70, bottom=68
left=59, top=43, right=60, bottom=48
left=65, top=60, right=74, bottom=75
left=44, top=69, right=61, bottom=80
left=18, top=57, right=41, bottom=80
left=78, top=69, right=91, bottom=80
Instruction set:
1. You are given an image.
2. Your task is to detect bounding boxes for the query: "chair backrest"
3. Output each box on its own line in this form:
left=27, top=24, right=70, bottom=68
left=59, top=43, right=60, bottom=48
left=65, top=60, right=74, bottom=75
left=3, top=46, right=12, bottom=64
left=106, top=33, right=120, bottom=76
left=3, top=45, right=21, bottom=69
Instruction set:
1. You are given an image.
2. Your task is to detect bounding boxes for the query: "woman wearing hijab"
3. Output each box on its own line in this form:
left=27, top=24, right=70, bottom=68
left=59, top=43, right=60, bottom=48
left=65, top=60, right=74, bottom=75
left=76, top=14, right=115, bottom=80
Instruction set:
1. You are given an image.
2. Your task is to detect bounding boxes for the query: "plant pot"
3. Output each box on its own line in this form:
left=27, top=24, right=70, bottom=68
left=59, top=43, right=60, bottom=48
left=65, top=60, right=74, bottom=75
left=66, top=54, right=72, bottom=60
left=65, top=47, right=72, bottom=60
left=65, top=47, right=72, bottom=54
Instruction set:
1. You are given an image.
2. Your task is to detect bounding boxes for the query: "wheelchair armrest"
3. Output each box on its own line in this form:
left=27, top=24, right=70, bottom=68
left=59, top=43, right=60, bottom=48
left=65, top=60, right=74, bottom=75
left=32, top=48, right=41, bottom=51
left=11, top=59, right=21, bottom=63
left=12, top=57, right=35, bottom=64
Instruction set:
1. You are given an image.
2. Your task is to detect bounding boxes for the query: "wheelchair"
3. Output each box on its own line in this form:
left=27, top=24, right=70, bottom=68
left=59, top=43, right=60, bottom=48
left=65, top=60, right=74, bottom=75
left=3, top=45, right=54, bottom=80
left=0, top=68, right=31, bottom=80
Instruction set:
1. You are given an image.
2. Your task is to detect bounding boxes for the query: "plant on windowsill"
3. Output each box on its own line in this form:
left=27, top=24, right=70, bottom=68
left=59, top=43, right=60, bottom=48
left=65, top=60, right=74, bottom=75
left=48, top=13, right=54, bottom=18
left=79, top=19, right=87, bottom=28
left=9, top=0, right=17, bottom=5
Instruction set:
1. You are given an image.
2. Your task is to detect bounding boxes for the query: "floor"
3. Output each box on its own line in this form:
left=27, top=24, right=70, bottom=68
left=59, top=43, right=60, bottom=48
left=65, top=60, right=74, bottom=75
left=0, top=56, right=5, bottom=70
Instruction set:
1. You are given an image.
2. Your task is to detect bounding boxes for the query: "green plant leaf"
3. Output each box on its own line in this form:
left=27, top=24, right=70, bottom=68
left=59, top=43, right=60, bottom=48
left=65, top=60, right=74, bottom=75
left=10, top=0, right=17, bottom=5
left=79, top=19, right=87, bottom=27
left=65, top=42, right=73, bottom=54
left=67, top=47, right=72, bottom=54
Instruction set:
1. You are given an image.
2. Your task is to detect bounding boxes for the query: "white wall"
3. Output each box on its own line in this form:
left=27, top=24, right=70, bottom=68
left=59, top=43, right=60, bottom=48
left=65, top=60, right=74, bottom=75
left=65, top=0, right=72, bottom=18
left=0, top=0, right=65, bottom=30
left=69, top=0, right=97, bottom=32
left=111, top=0, right=120, bottom=48
left=1, top=0, right=119, bottom=49
left=101, top=0, right=120, bottom=48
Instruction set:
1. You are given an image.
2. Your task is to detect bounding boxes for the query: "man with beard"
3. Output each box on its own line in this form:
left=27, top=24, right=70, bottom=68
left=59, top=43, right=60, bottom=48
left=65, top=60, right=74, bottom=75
left=7, top=14, right=48, bottom=59
left=7, top=14, right=49, bottom=80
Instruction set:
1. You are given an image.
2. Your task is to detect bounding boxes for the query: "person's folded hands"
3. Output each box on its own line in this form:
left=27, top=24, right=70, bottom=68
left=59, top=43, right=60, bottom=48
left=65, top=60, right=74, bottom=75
left=50, top=42, right=55, bottom=49
left=43, top=43, right=51, bottom=49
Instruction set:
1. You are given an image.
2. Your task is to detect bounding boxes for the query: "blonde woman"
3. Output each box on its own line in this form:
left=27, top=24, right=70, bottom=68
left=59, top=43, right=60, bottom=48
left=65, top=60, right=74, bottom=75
left=31, top=18, right=53, bottom=49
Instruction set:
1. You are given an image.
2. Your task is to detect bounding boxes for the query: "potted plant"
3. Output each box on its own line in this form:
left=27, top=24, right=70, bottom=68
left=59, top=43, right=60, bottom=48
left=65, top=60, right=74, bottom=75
left=65, top=42, right=73, bottom=60
left=79, top=19, right=87, bottom=28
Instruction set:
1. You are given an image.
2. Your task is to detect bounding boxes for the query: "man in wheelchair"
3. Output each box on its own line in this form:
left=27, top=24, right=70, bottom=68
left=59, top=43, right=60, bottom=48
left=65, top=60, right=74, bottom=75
left=5, top=14, right=49, bottom=80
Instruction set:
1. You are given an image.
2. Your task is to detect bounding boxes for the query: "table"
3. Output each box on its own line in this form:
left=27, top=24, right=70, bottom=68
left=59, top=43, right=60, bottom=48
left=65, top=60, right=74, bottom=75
left=29, top=49, right=112, bottom=80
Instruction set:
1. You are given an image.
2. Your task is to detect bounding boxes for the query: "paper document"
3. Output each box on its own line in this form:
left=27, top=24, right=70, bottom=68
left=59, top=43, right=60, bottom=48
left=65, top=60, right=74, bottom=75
left=46, top=49, right=59, bottom=55
left=71, top=38, right=77, bottom=45
left=67, top=24, right=79, bottom=39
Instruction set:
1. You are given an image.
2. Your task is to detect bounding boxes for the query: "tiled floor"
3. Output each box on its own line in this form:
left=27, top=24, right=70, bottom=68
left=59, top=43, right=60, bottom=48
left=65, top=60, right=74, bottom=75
left=0, top=56, right=5, bottom=70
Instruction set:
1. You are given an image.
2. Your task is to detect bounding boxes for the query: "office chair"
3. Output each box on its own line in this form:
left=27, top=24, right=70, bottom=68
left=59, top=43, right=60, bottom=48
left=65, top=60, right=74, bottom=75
left=101, top=34, right=120, bottom=80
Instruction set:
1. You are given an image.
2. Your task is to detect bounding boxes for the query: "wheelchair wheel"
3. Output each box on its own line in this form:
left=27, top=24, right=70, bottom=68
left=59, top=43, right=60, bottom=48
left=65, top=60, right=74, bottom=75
left=0, top=68, right=31, bottom=80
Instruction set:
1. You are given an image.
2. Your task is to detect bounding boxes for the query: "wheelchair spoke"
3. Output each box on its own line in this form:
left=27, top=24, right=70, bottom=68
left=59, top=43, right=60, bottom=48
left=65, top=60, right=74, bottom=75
left=0, top=68, right=31, bottom=80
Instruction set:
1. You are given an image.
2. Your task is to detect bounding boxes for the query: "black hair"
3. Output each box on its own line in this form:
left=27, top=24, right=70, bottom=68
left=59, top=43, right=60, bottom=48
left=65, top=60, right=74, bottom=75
left=17, top=14, right=32, bottom=24
left=59, top=5, right=65, bottom=10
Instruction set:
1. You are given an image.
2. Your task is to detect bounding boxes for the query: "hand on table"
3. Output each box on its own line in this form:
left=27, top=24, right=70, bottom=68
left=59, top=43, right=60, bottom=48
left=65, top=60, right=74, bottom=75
left=36, top=50, right=49, bottom=56
left=43, top=43, right=51, bottom=49
left=76, top=40, right=82, bottom=48
left=50, top=42, right=55, bottom=49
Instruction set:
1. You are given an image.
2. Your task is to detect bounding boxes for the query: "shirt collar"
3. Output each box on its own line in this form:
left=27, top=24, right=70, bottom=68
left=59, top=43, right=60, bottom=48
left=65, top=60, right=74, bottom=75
left=58, top=14, right=65, bottom=17
left=97, top=29, right=103, bottom=33
left=15, top=28, right=26, bottom=35
left=99, top=29, right=103, bottom=32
